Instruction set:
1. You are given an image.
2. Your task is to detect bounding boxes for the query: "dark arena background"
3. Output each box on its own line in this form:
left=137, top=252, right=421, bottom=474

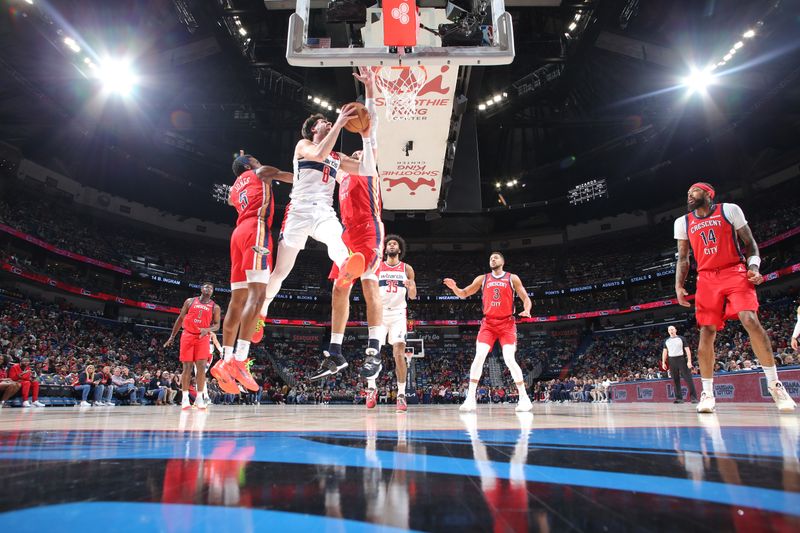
left=1, top=0, right=800, bottom=531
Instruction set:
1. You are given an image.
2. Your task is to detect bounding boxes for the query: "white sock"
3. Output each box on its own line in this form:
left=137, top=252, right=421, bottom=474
left=398, top=381, right=406, bottom=395
left=762, top=365, right=779, bottom=386
left=223, top=346, right=234, bottom=362
left=467, top=381, right=478, bottom=400
left=330, top=333, right=344, bottom=345
left=368, top=377, right=377, bottom=389
left=235, top=340, right=251, bottom=361
left=702, top=378, right=714, bottom=396
left=516, top=382, right=528, bottom=398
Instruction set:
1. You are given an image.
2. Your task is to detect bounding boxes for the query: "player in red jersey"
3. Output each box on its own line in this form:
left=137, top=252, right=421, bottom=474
left=165, top=282, right=221, bottom=410
left=444, top=252, right=533, bottom=412
left=675, top=182, right=795, bottom=413
left=312, top=67, right=385, bottom=385
left=213, top=153, right=293, bottom=393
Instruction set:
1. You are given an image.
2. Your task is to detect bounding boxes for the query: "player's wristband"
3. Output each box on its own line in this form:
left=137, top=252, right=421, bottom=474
left=747, top=256, right=761, bottom=269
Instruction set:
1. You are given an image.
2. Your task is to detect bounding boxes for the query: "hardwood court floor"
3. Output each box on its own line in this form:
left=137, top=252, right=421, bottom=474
left=0, top=403, right=798, bottom=532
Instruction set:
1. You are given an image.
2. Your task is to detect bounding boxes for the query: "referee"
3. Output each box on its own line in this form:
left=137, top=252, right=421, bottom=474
left=661, top=326, right=699, bottom=404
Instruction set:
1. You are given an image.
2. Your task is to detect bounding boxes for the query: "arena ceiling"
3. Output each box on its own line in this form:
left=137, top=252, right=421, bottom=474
left=0, top=0, right=798, bottom=235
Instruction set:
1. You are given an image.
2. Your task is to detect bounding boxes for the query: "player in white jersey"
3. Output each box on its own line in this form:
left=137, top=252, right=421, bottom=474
left=377, top=235, right=417, bottom=412
left=791, top=304, right=800, bottom=353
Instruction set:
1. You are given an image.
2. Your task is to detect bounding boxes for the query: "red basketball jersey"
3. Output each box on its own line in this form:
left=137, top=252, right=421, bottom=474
left=685, top=203, right=743, bottom=271
left=182, top=297, right=215, bottom=334
left=229, top=170, right=274, bottom=227
left=482, top=272, right=515, bottom=319
left=339, top=173, right=381, bottom=227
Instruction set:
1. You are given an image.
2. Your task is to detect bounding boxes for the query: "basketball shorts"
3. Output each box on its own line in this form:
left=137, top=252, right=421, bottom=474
left=180, top=332, right=211, bottom=362
left=279, top=202, right=342, bottom=250
left=382, top=309, right=408, bottom=346
left=695, top=263, right=759, bottom=330
left=328, top=218, right=385, bottom=284
left=230, top=217, right=272, bottom=290
left=477, top=316, right=517, bottom=347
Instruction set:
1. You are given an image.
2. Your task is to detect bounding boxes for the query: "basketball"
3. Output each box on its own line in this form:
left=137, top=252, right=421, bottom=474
left=343, top=102, right=370, bottom=133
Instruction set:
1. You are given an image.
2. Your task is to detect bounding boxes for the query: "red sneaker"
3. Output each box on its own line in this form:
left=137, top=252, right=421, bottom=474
left=251, top=316, right=266, bottom=344
left=336, top=252, right=366, bottom=287
left=396, top=395, right=407, bottom=413
left=228, top=359, right=259, bottom=392
left=210, top=360, right=240, bottom=395
left=366, top=388, right=378, bottom=409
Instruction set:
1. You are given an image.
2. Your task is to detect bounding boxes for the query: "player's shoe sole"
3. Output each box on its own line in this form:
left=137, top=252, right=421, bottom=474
left=359, top=355, right=383, bottom=379
left=211, top=360, right=243, bottom=394
left=336, top=252, right=366, bottom=287
left=366, top=388, right=378, bottom=409
left=228, top=359, right=259, bottom=392
left=396, top=395, right=407, bottom=413
left=769, top=382, right=797, bottom=412
left=309, top=352, right=349, bottom=382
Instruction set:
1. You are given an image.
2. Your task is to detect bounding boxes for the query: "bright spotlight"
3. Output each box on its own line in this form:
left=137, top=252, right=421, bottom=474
left=98, top=59, right=138, bottom=96
left=568, top=22, right=577, bottom=31
left=63, top=37, right=81, bottom=53
left=743, top=29, right=755, bottom=39
left=682, top=67, right=715, bottom=94
left=486, top=100, right=494, bottom=106
left=492, top=94, right=501, bottom=102
left=723, top=53, right=732, bottom=61
left=313, top=97, right=320, bottom=103
left=478, top=103, right=486, bottom=110
left=238, top=27, right=247, bottom=36
left=733, top=41, right=743, bottom=49
left=506, top=180, right=514, bottom=187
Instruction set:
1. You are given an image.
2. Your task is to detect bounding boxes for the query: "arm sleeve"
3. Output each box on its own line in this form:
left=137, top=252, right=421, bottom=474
left=723, top=203, right=748, bottom=230
left=673, top=216, right=688, bottom=240
left=365, top=98, right=378, bottom=144
left=793, top=315, right=800, bottom=340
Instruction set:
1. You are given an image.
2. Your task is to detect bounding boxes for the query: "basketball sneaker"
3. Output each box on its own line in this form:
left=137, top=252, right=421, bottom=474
left=696, top=391, right=716, bottom=413
left=515, top=396, right=533, bottom=412
left=181, top=397, right=192, bottom=411
left=228, top=359, right=259, bottom=392
left=366, top=388, right=378, bottom=409
left=309, top=351, right=348, bottom=381
left=335, top=252, right=366, bottom=287
left=251, top=316, right=266, bottom=344
left=396, top=394, right=407, bottom=413
left=195, top=395, right=207, bottom=411
left=769, top=381, right=797, bottom=412
left=360, top=353, right=383, bottom=379
left=459, top=397, right=477, bottom=412
left=210, top=360, right=241, bottom=394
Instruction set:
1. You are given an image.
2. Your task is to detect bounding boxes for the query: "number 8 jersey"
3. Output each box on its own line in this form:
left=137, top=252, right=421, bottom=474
left=674, top=202, right=747, bottom=271
left=378, top=261, right=408, bottom=312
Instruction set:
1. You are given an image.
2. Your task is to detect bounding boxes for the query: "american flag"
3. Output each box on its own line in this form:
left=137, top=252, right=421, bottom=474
left=307, top=37, right=332, bottom=49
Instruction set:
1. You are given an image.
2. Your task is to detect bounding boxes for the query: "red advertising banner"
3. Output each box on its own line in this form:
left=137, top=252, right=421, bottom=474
left=0, top=223, right=131, bottom=275
left=608, top=369, right=800, bottom=403
left=759, top=224, right=800, bottom=248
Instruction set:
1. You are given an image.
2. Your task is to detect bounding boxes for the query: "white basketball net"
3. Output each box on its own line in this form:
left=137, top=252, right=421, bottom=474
left=373, top=66, right=427, bottom=121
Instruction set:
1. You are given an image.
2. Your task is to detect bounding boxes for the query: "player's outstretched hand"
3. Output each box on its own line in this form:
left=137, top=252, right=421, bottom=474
left=353, top=66, right=375, bottom=86
left=443, top=278, right=457, bottom=290
left=334, top=104, right=357, bottom=127
left=675, top=287, right=691, bottom=307
left=163, top=336, right=174, bottom=348
left=746, top=269, right=764, bottom=285
left=518, top=310, right=531, bottom=318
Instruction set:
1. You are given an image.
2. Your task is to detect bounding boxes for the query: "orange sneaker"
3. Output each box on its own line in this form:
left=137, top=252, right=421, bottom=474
left=228, top=359, right=259, bottom=392
left=210, top=360, right=241, bottom=395
left=335, top=252, right=366, bottom=287
left=251, top=316, right=266, bottom=344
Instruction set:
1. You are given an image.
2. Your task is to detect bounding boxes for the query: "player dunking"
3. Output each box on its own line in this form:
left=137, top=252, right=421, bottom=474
left=164, top=282, right=220, bottom=410
left=444, top=252, right=533, bottom=412
left=376, top=235, right=416, bottom=412
left=212, top=154, right=292, bottom=394
left=311, top=67, right=386, bottom=384
left=675, top=182, right=796, bottom=412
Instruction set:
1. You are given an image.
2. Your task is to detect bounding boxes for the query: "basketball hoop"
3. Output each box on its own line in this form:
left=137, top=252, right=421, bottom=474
left=373, top=65, right=427, bottom=121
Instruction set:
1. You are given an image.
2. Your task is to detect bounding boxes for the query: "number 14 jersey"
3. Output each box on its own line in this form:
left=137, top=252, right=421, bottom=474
left=674, top=203, right=747, bottom=272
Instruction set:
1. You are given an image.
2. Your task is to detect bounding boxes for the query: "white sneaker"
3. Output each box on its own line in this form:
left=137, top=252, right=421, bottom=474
left=696, top=391, right=716, bottom=413
left=33, top=400, right=45, bottom=407
left=769, top=381, right=797, bottom=413
left=80, top=401, right=91, bottom=407
left=181, top=400, right=192, bottom=411
left=195, top=397, right=207, bottom=410
left=22, top=400, right=31, bottom=407
left=459, top=399, right=477, bottom=412
left=515, top=397, right=533, bottom=412
left=106, top=401, right=115, bottom=407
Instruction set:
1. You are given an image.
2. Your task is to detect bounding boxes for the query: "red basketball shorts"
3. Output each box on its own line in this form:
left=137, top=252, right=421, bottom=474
left=477, top=316, right=517, bottom=347
left=328, top=218, right=384, bottom=285
left=230, top=217, right=272, bottom=290
left=695, top=264, right=759, bottom=330
left=180, top=332, right=211, bottom=362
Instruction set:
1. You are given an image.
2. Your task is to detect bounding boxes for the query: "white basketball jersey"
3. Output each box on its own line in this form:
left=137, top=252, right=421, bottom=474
left=291, top=152, right=340, bottom=206
left=378, top=261, right=408, bottom=312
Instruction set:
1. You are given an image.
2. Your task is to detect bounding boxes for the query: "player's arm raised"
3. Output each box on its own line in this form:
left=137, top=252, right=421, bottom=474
left=674, top=239, right=691, bottom=307
left=165, top=298, right=191, bottom=347
left=405, top=264, right=417, bottom=300
left=443, top=275, right=483, bottom=299
left=511, top=274, right=532, bottom=318
left=199, top=304, right=222, bottom=338
left=296, top=104, right=357, bottom=163
left=736, top=223, right=764, bottom=285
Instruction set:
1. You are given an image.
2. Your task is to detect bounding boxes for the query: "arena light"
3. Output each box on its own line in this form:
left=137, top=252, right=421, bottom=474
left=743, top=29, right=755, bottom=39
left=723, top=53, right=733, bottom=61
left=568, top=22, right=577, bottom=31
left=478, top=103, right=486, bottom=110
left=98, top=58, right=138, bottom=96
left=24, top=0, right=34, bottom=4
left=313, top=97, right=320, bottom=104
left=63, top=37, right=81, bottom=53
left=238, top=27, right=247, bottom=36
left=492, top=94, right=501, bottom=103
left=681, top=67, right=715, bottom=94
left=733, top=41, right=744, bottom=49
